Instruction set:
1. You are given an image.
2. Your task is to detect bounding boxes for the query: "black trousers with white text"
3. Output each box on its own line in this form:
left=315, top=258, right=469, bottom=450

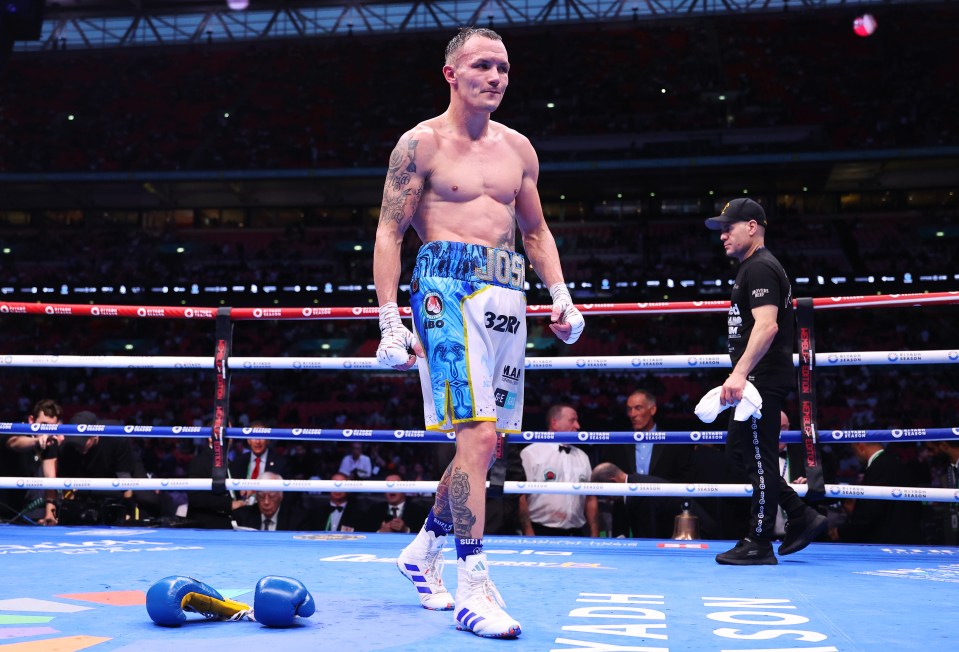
left=725, top=384, right=806, bottom=542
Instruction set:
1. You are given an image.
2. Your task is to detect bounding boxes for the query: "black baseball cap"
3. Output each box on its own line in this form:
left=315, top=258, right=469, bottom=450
left=704, top=198, right=768, bottom=230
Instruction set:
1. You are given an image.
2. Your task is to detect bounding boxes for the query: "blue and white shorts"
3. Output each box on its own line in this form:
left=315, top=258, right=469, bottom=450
left=410, top=241, right=527, bottom=433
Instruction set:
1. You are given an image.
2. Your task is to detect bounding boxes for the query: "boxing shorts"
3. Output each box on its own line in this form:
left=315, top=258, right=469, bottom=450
left=410, top=241, right=527, bottom=433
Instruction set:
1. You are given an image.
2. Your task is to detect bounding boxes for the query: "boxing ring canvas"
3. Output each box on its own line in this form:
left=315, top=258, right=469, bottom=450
left=1, top=526, right=956, bottom=651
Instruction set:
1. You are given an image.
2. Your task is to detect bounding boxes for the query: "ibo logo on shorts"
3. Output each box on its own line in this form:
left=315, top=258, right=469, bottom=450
left=424, top=293, right=444, bottom=318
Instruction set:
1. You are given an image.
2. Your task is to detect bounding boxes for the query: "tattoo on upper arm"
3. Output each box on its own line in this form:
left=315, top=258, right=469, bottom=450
left=449, top=466, right=477, bottom=536
left=495, top=204, right=517, bottom=250
left=380, top=138, right=423, bottom=225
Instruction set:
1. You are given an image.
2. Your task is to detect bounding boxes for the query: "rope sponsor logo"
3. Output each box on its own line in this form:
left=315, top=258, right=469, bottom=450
left=241, top=361, right=273, bottom=369
left=525, top=359, right=554, bottom=369
left=572, top=482, right=606, bottom=493
left=634, top=432, right=667, bottom=442
left=578, top=432, right=610, bottom=441
left=343, top=360, right=376, bottom=369
left=174, top=361, right=205, bottom=368
left=631, top=357, right=664, bottom=367
left=688, top=431, right=724, bottom=442
left=62, top=480, right=95, bottom=489
left=626, top=484, right=638, bottom=492
left=0, top=355, right=11, bottom=365
left=522, top=431, right=556, bottom=441
left=831, top=430, right=867, bottom=440
left=393, top=430, right=425, bottom=439
left=827, top=353, right=862, bottom=364
left=343, top=429, right=373, bottom=438
left=581, top=304, right=614, bottom=310
left=830, top=486, right=865, bottom=497
left=123, top=425, right=153, bottom=434
left=252, top=308, right=283, bottom=318
left=575, top=359, right=608, bottom=368
left=159, top=479, right=192, bottom=488
left=241, top=427, right=271, bottom=435
left=182, top=308, right=214, bottom=319
left=0, top=304, right=27, bottom=313
left=292, top=360, right=332, bottom=369
left=687, top=355, right=724, bottom=367
left=888, top=352, right=923, bottom=362
left=687, top=483, right=720, bottom=493
left=891, top=429, right=926, bottom=438
left=290, top=429, right=324, bottom=436
left=137, top=308, right=166, bottom=317
left=44, top=305, right=73, bottom=315
left=891, top=488, right=928, bottom=499
left=89, top=307, right=119, bottom=316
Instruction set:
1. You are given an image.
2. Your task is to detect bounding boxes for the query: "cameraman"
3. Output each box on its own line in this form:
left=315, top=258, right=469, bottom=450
left=0, top=399, right=61, bottom=525
left=57, top=411, right=136, bottom=526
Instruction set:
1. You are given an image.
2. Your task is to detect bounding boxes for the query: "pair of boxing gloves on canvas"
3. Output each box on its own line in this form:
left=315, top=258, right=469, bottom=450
left=146, top=575, right=315, bottom=628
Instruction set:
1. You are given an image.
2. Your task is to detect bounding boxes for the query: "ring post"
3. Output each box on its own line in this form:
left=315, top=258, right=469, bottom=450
left=796, top=297, right=825, bottom=501
left=211, top=307, right=233, bottom=495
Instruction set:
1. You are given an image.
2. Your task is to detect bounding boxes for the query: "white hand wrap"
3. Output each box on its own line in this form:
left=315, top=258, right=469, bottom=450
left=549, top=282, right=585, bottom=345
left=376, top=302, right=417, bottom=368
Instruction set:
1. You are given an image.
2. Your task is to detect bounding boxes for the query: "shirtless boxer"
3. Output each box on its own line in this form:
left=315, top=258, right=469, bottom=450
left=372, top=27, right=584, bottom=638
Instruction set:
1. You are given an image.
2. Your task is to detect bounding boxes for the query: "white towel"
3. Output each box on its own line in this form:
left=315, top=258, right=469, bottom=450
left=694, top=381, right=763, bottom=423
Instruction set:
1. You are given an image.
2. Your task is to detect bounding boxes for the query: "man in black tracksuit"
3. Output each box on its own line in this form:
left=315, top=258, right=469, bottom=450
left=705, top=198, right=827, bottom=565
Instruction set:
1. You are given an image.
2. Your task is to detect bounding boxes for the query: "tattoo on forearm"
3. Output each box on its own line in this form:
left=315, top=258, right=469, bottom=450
left=449, top=466, right=477, bottom=536
left=380, top=138, right=422, bottom=225
left=495, top=204, right=517, bottom=250
left=432, top=464, right=453, bottom=522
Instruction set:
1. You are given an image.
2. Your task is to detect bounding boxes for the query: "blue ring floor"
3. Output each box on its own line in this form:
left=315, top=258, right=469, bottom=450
left=1, top=526, right=957, bottom=651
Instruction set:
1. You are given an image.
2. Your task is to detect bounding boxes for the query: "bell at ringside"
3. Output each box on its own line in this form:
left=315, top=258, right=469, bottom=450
left=671, top=502, right=700, bottom=540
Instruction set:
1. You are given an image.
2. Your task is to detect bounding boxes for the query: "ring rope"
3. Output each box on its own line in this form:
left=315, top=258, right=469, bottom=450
left=0, top=290, right=956, bottom=321
left=1, top=349, right=956, bottom=370
left=1, top=477, right=954, bottom=503
left=3, top=423, right=956, bottom=445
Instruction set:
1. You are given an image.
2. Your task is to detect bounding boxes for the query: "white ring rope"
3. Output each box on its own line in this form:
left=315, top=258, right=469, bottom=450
left=1, top=477, right=955, bottom=504
left=1, top=349, right=957, bottom=370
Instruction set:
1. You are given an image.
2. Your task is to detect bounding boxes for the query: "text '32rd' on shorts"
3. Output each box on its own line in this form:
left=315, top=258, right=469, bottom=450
left=410, top=241, right=527, bottom=433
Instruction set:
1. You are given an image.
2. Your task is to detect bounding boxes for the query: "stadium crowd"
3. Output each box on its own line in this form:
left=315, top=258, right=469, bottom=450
left=0, top=8, right=956, bottom=173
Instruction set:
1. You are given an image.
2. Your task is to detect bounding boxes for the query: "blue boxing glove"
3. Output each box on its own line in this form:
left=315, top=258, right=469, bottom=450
left=146, top=576, right=251, bottom=627
left=253, top=576, right=316, bottom=627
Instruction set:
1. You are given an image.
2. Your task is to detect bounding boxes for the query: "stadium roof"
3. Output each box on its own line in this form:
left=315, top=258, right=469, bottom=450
left=23, top=0, right=923, bottom=52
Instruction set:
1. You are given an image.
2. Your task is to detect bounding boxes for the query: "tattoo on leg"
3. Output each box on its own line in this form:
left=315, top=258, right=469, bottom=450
left=449, top=466, right=477, bottom=536
left=432, top=464, right=453, bottom=522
